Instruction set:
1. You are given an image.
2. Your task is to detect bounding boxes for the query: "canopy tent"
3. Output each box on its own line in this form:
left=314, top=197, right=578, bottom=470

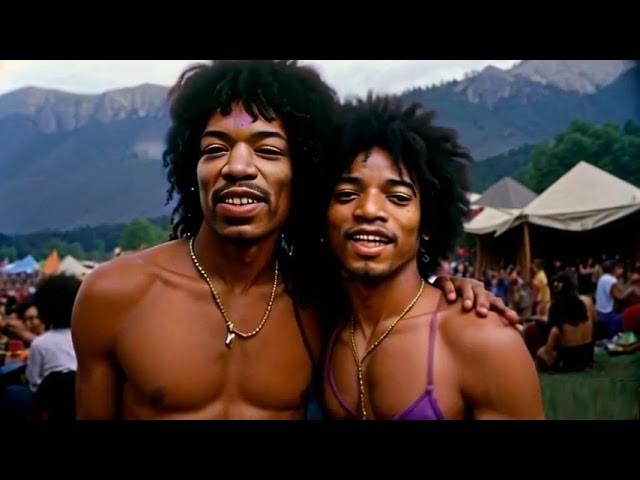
left=464, top=206, right=521, bottom=236
left=475, top=177, right=538, bottom=209
left=467, top=162, right=640, bottom=279
left=42, top=249, right=61, bottom=275
left=497, top=161, right=640, bottom=235
left=2, top=255, right=40, bottom=275
left=58, top=255, right=92, bottom=278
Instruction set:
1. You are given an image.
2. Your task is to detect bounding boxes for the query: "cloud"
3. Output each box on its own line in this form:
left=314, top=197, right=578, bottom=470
left=0, top=60, right=204, bottom=95
left=0, top=60, right=521, bottom=97
left=0, top=60, right=33, bottom=72
left=302, top=60, right=521, bottom=98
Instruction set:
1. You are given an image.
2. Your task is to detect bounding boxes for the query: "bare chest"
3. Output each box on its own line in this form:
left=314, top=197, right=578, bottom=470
left=115, top=283, right=314, bottom=417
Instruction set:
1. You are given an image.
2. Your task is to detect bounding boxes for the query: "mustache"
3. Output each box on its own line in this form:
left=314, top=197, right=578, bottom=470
left=211, top=182, right=271, bottom=204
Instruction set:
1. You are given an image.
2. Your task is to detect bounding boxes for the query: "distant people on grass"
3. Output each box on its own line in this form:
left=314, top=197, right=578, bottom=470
left=507, top=267, right=530, bottom=317
left=536, top=272, right=595, bottom=372
left=0, top=275, right=80, bottom=420
left=531, top=259, right=551, bottom=317
left=595, top=261, right=636, bottom=338
left=578, top=256, right=599, bottom=297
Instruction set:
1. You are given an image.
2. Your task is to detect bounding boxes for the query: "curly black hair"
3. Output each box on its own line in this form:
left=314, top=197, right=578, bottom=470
left=163, top=60, right=339, bottom=306
left=324, top=94, right=472, bottom=279
left=33, top=275, right=81, bottom=330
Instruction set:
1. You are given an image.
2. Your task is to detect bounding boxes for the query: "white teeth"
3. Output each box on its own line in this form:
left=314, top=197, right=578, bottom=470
left=223, top=197, right=258, bottom=205
left=352, top=234, right=388, bottom=243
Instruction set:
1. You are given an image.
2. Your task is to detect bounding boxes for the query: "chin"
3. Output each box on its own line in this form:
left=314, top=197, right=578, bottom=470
left=215, top=221, right=281, bottom=243
left=343, top=262, right=395, bottom=282
left=219, top=228, right=266, bottom=242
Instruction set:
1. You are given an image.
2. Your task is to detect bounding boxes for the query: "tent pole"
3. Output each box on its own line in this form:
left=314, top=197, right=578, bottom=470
left=523, top=223, right=531, bottom=282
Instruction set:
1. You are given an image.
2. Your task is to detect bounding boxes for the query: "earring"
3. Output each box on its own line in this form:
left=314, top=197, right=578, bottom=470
left=420, top=235, right=430, bottom=263
left=419, top=245, right=430, bottom=264
left=280, top=233, right=294, bottom=257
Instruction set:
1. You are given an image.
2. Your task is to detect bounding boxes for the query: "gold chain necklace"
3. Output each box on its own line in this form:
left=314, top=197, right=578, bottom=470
left=350, top=279, right=425, bottom=419
left=189, top=237, right=279, bottom=348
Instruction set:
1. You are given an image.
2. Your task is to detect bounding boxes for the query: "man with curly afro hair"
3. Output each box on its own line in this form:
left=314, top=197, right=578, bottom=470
left=323, top=95, right=542, bottom=420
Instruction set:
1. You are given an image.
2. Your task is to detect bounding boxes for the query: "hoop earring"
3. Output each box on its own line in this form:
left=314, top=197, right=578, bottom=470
left=419, top=244, right=430, bottom=264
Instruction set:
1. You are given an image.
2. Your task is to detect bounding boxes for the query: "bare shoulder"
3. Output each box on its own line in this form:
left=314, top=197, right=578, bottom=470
left=438, top=302, right=524, bottom=359
left=438, top=301, right=543, bottom=419
left=79, top=240, right=185, bottom=305
left=72, top=241, right=187, bottom=346
left=437, top=303, right=534, bottom=387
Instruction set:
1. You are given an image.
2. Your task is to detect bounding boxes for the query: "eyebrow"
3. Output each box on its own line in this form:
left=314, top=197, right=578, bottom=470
left=339, top=175, right=418, bottom=196
left=201, top=130, right=288, bottom=143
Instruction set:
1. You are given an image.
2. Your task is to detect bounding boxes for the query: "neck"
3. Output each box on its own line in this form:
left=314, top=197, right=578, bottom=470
left=192, top=223, right=279, bottom=293
left=346, top=262, right=424, bottom=340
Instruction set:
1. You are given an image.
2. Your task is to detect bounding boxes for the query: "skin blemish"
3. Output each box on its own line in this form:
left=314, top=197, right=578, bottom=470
left=229, top=109, right=255, bottom=129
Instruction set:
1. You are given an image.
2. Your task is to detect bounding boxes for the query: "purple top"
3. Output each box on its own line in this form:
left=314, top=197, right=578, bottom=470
left=325, top=299, right=445, bottom=420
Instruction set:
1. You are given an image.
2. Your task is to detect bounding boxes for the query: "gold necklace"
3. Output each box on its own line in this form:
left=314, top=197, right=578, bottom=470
left=350, top=279, right=425, bottom=419
left=189, top=237, right=279, bottom=348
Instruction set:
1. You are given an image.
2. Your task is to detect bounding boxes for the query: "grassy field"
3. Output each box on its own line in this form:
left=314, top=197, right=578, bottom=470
left=539, top=349, right=640, bottom=420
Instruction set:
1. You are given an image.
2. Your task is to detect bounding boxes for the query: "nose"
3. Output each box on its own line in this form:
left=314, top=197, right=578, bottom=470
left=221, top=143, right=258, bottom=182
left=353, top=190, right=388, bottom=223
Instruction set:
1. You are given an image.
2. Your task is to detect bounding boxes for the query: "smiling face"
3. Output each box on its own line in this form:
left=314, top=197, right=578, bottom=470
left=197, top=104, right=292, bottom=242
left=327, top=147, right=423, bottom=281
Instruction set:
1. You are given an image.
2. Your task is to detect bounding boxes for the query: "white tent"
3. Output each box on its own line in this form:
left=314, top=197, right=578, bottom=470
left=466, top=162, right=640, bottom=279
left=57, top=255, right=92, bottom=278
left=497, top=161, right=640, bottom=234
left=464, top=206, right=521, bottom=235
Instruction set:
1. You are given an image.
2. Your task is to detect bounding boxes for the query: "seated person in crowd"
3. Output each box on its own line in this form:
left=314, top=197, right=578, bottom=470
left=537, top=272, right=595, bottom=372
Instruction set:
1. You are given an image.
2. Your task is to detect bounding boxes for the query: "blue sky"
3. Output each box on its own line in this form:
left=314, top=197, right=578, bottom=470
left=0, top=60, right=520, bottom=98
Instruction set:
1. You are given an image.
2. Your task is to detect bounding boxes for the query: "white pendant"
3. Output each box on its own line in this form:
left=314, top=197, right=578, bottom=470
left=225, top=331, right=236, bottom=348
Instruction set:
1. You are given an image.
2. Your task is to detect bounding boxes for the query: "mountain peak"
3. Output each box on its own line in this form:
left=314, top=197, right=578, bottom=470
left=479, top=65, right=511, bottom=78
left=510, top=60, right=635, bottom=94
left=0, top=84, right=169, bottom=134
left=454, top=65, right=517, bottom=106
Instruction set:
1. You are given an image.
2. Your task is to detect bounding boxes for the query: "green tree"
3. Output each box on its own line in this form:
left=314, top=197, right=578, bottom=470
left=120, top=218, right=168, bottom=251
left=516, top=120, right=640, bottom=193
left=42, top=238, right=87, bottom=260
left=0, top=246, right=18, bottom=262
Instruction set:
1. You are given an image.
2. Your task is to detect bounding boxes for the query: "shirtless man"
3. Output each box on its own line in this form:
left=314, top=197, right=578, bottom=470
left=323, top=96, right=543, bottom=419
left=72, top=61, right=518, bottom=419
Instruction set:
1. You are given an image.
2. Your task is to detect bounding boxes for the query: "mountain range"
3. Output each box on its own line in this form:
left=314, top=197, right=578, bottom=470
left=0, top=60, right=637, bottom=234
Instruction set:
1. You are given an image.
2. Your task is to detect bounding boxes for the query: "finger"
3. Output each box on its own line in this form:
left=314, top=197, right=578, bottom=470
left=502, top=307, right=521, bottom=326
left=485, top=295, right=521, bottom=326
left=435, top=277, right=458, bottom=302
left=471, top=284, right=490, bottom=316
left=461, top=282, right=475, bottom=311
